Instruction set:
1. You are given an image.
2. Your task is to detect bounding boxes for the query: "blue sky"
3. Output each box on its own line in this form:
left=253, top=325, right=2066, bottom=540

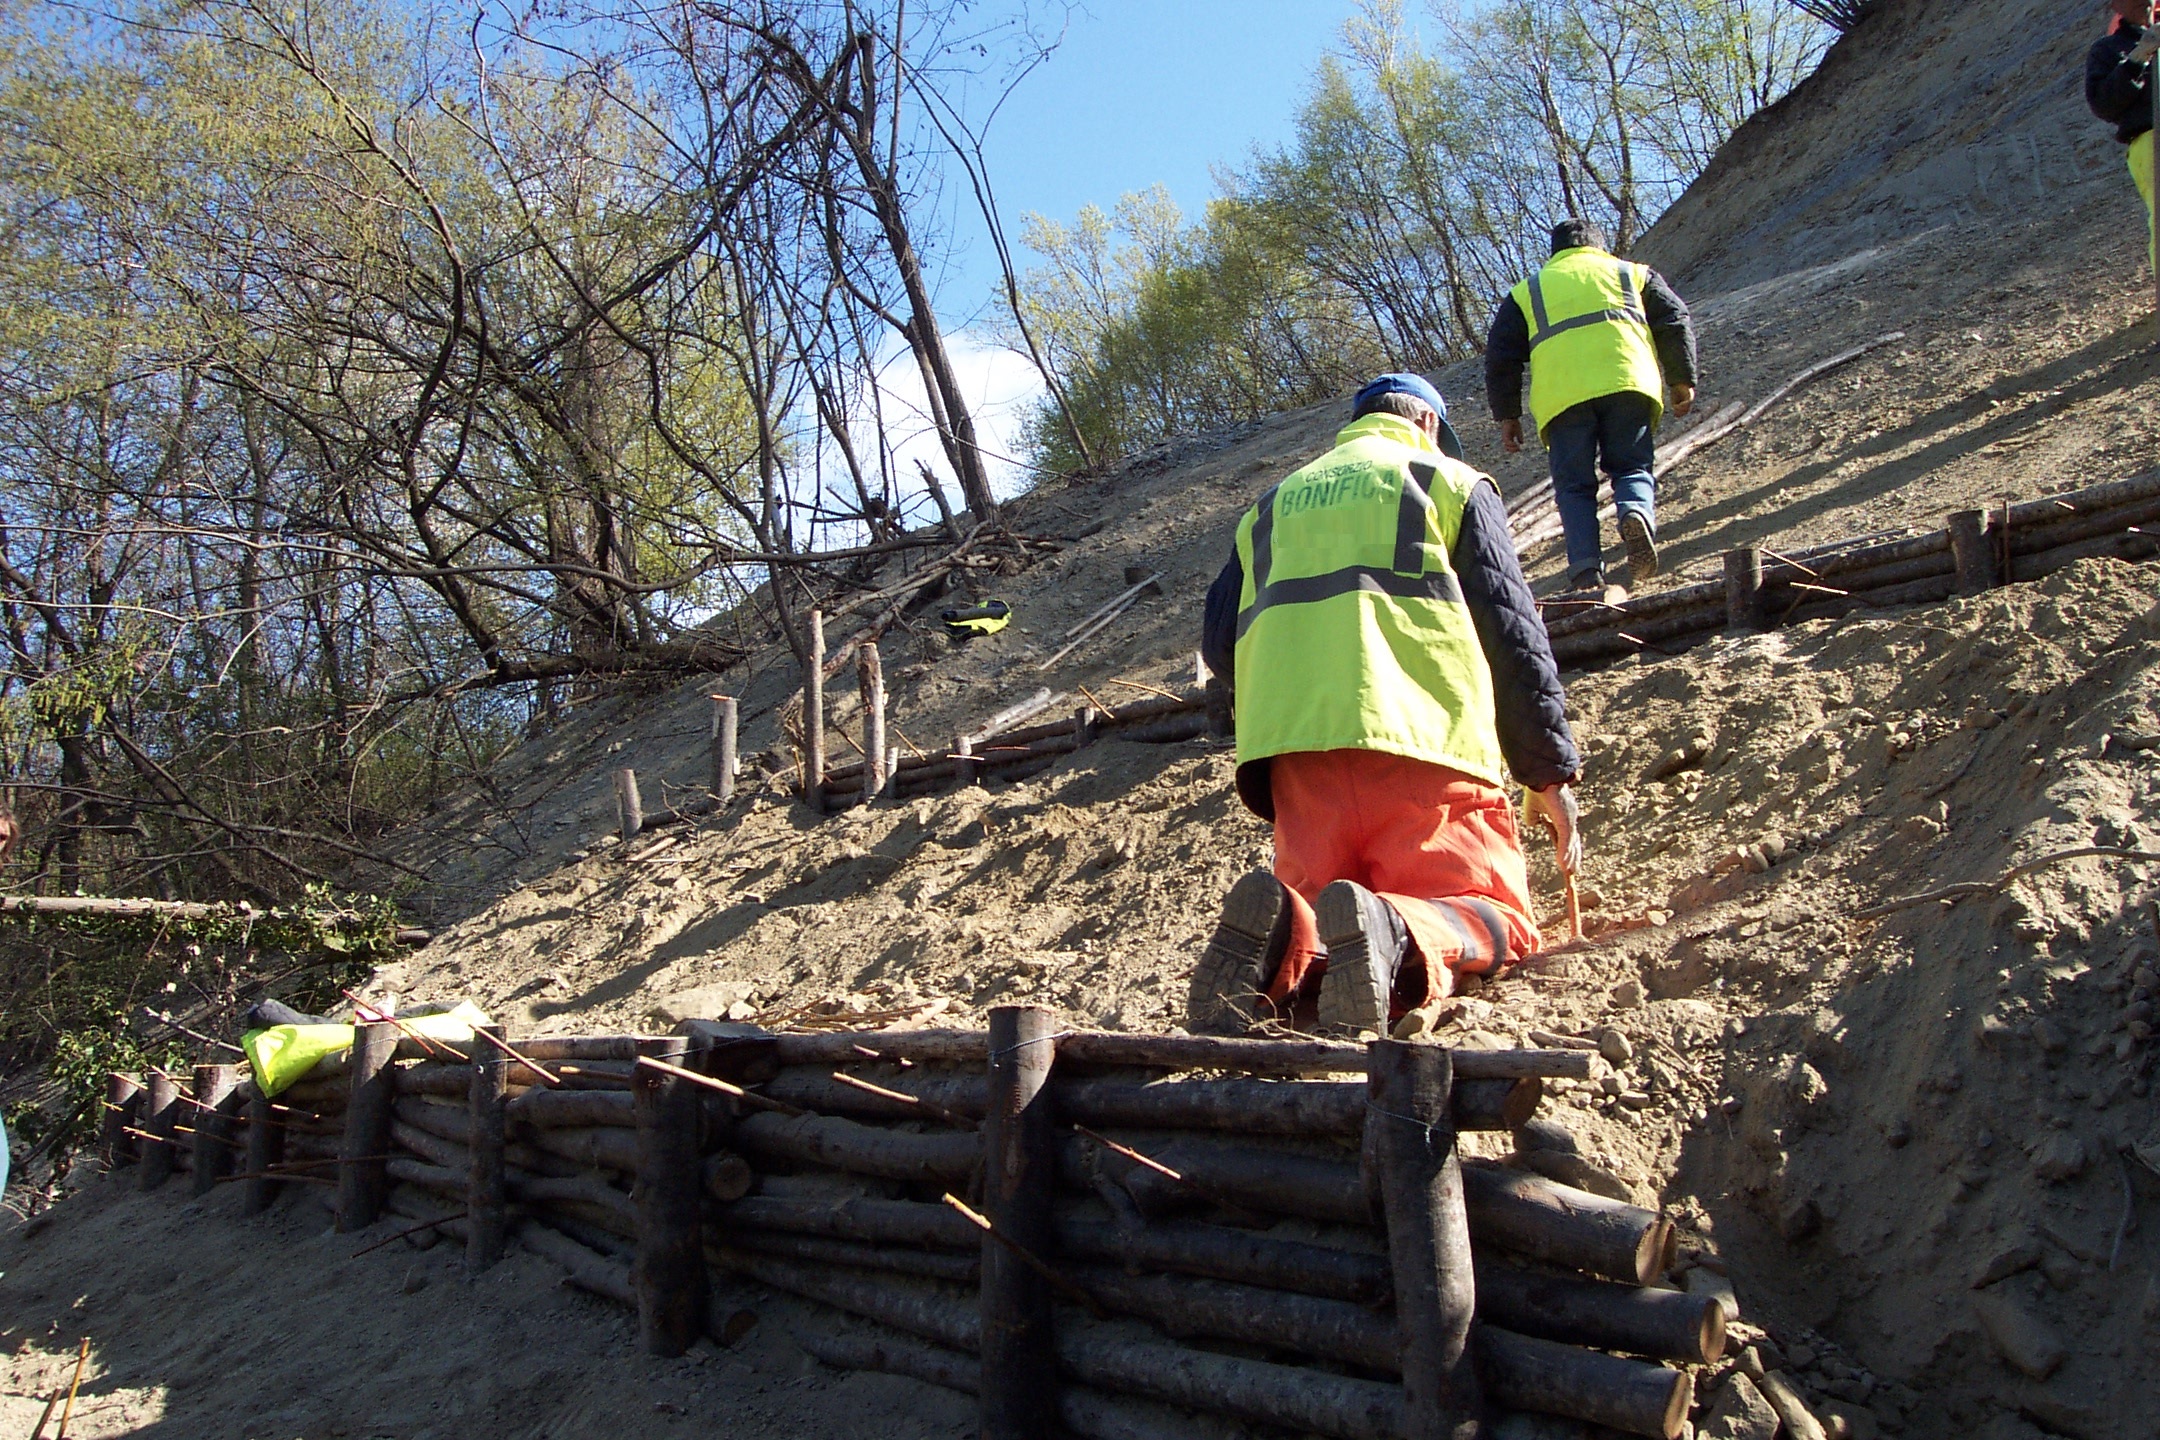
left=883, top=0, right=1367, bottom=494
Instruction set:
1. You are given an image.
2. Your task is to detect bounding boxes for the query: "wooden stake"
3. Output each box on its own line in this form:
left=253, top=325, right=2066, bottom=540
left=139, top=1071, right=180, bottom=1192
left=337, top=1022, right=398, bottom=1232
left=613, top=767, right=643, bottom=841
left=634, top=1037, right=706, bottom=1356
left=634, top=1054, right=804, bottom=1116
left=102, top=1073, right=141, bottom=1169
left=803, top=608, right=826, bottom=809
left=981, top=1005, right=1059, bottom=1439
left=1722, top=547, right=1764, bottom=630
left=243, top=1089, right=285, bottom=1215
left=468, top=1023, right=509, bottom=1273
left=860, top=642, right=887, bottom=805
left=951, top=735, right=978, bottom=790
left=470, top=1026, right=562, bottom=1087
left=1368, top=1039, right=1481, bottom=1439
left=1564, top=867, right=1584, bottom=943
left=1947, top=509, right=2001, bottom=593
left=191, top=1063, right=240, bottom=1197
left=53, top=1336, right=89, bottom=1439
left=710, top=694, right=738, bottom=804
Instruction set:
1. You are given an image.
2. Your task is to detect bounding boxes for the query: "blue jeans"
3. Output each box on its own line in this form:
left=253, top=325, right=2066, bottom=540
left=1544, top=391, right=1658, bottom=581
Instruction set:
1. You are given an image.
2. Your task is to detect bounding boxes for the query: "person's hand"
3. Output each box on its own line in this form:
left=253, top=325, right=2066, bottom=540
left=1498, top=417, right=1524, bottom=453
left=2130, top=31, right=2160, bottom=63
left=1527, top=783, right=1582, bottom=875
left=1669, top=383, right=1695, bottom=417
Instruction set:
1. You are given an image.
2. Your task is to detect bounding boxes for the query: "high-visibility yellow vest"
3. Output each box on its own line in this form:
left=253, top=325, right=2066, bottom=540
left=1231, top=412, right=1506, bottom=790
left=1510, top=247, right=1665, bottom=439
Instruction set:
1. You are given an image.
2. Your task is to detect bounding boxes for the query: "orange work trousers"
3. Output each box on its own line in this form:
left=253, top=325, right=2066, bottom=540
left=1262, top=748, right=1541, bottom=1017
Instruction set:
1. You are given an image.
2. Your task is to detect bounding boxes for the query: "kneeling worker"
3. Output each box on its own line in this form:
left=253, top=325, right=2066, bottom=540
left=1190, top=375, right=1582, bottom=1036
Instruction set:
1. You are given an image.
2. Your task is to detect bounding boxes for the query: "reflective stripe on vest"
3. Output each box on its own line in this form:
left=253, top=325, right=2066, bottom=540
left=1510, top=248, right=1665, bottom=438
left=1235, top=461, right=1464, bottom=641
left=1230, top=414, right=1507, bottom=789
left=1523, top=264, right=1645, bottom=349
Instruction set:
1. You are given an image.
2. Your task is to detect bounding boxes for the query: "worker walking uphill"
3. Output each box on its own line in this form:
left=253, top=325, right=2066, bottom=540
left=1486, top=219, right=1698, bottom=596
left=1189, top=375, right=1582, bottom=1037
left=2089, top=0, right=2160, bottom=272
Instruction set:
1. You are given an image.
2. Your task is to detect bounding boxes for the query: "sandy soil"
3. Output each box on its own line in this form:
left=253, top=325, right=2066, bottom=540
left=8, top=0, right=2160, bottom=1433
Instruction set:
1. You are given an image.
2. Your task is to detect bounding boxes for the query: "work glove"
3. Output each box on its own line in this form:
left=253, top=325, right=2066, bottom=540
left=1526, top=783, right=1583, bottom=875
left=1498, top=417, right=1525, bottom=454
left=1669, top=383, right=1696, bottom=417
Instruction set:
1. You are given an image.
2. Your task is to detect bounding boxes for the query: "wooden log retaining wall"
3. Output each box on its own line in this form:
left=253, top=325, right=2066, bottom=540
left=129, top=1012, right=1753, bottom=1440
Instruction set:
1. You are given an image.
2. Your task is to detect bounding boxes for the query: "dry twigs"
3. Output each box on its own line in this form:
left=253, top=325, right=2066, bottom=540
left=1854, top=847, right=2160, bottom=920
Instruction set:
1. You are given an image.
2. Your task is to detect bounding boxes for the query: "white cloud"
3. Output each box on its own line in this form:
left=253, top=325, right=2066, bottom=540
left=863, top=328, right=1049, bottom=511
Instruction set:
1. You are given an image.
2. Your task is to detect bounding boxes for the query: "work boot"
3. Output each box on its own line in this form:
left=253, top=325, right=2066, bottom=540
left=1314, top=881, right=1411, bottom=1037
left=1620, top=512, right=1659, bottom=585
left=1560, top=567, right=1627, bottom=607
left=1188, top=870, right=1289, bottom=1035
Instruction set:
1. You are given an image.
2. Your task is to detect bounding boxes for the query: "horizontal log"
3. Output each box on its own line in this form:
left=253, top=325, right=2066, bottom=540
left=387, top=1155, right=463, bottom=1198
left=520, top=1123, right=638, bottom=1175
left=512, top=1171, right=635, bottom=1235
left=391, top=1034, right=651, bottom=1065
left=1056, top=1216, right=1390, bottom=1305
left=2006, top=489, right=2160, bottom=553
left=278, top=1079, right=348, bottom=1109
left=1543, top=578, right=1724, bottom=640
left=2002, top=468, right=2160, bottom=528
left=733, top=1110, right=979, bottom=1184
left=1071, top=1263, right=1395, bottom=1370
left=1462, top=1164, right=1671, bottom=1286
left=390, top=1118, right=468, bottom=1173
left=792, top=1323, right=1253, bottom=1440
left=398, top=1062, right=477, bottom=1099
left=718, top=1194, right=981, bottom=1250
left=705, top=1152, right=754, bottom=1202
left=718, top=1250, right=1407, bottom=1440
left=2015, top=525, right=2160, bottom=580
left=1802, top=527, right=1950, bottom=580
left=768, top=1029, right=1589, bottom=1080
left=1784, top=572, right=1957, bottom=625
left=1475, top=1259, right=1723, bottom=1364
left=1107, top=711, right=1207, bottom=745
left=727, top=1229, right=981, bottom=1284
left=393, top=1095, right=470, bottom=1147
left=1478, top=1326, right=1690, bottom=1440
left=522, top=1218, right=636, bottom=1306
left=762, top=1069, right=1535, bottom=1135
left=385, top=1184, right=471, bottom=1243
left=508, top=1088, right=635, bottom=1129
left=1091, top=1136, right=1370, bottom=1224
left=1779, top=547, right=1951, bottom=596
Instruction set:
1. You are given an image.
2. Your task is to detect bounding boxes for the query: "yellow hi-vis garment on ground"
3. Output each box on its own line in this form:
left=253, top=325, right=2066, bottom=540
left=1231, top=412, right=1507, bottom=788
left=241, top=1000, right=493, bottom=1096
left=1510, top=246, right=1666, bottom=440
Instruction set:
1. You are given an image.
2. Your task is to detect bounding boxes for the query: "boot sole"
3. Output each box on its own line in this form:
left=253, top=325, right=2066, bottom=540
left=1188, top=872, right=1286, bottom=1035
left=1620, top=513, right=1659, bottom=584
left=1314, top=881, right=1390, bottom=1036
